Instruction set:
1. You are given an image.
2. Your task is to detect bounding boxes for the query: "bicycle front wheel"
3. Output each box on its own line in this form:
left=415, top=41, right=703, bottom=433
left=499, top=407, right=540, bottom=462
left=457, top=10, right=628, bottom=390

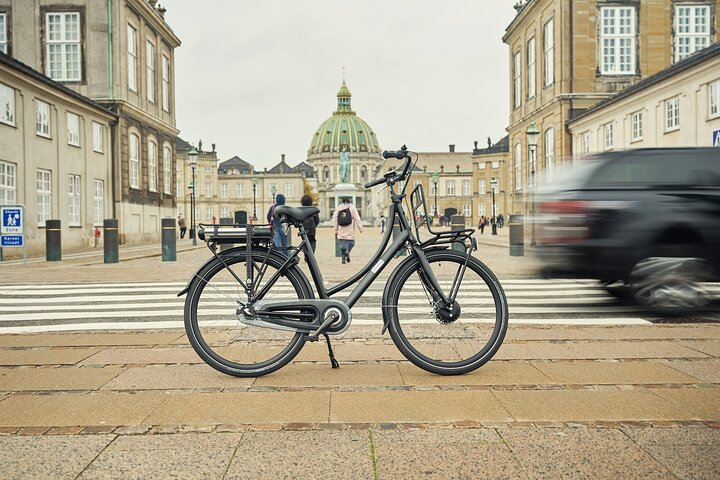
left=385, top=250, right=508, bottom=375
left=184, top=250, right=311, bottom=377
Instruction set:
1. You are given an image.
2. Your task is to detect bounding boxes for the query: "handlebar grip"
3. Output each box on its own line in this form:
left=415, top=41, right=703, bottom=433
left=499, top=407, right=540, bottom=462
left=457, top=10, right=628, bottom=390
left=382, top=145, right=409, bottom=160
left=364, top=177, right=386, bottom=188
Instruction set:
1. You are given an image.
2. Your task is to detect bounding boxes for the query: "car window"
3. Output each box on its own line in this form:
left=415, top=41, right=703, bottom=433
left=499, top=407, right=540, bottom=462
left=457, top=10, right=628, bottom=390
left=588, top=151, right=706, bottom=186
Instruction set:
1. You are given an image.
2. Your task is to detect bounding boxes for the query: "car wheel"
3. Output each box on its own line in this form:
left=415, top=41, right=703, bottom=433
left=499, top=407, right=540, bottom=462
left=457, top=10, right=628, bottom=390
left=628, top=257, right=710, bottom=314
left=600, top=280, right=632, bottom=301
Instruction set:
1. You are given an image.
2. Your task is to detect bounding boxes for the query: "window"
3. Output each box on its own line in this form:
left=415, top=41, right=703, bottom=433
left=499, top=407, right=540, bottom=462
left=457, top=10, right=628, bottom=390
left=514, top=142, right=522, bottom=191
left=176, top=180, right=181, bottom=197
left=709, top=80, right=720, bottom=118
left=0, top=13, right=7, bottom=54
left=163, top=146, right=171, bottom=194
left=36, top=169, right=52, bottom=226
left=146, top=41, right=155, bottom=102
left=127, top=25, right=137, bottom=91
left=205, top=182, right=212, bottom=198
left=286, top=182, right=294, bottom=197
left=67, top=112, right=80, bottom=146
left=129, top=133, right=139, bottom=188
left=478, top=203, right=486, bottom=217
left=491, top=161, right=500, bottom=169
left=46, top=12, right=81, bottom=81
left=581, top=132, right=590, bottom=155
left=513, top=51, right=521, bottom=108
left=36, top=100, right=50, bottom=137
left=631, top=111, right=643, bottom=141
left=600, top=6, right=636, bottom=74
left=148, top=140, right=157, bottom=191
left=68, top=174, right=80, bottom=226
left=0, top=160, right=16, bottom=205
left=463, top=204, right=471, bottom=217
left=665, top=96, right=680, bottom=131
left=479, top=178, right=486, bottom=193
left=527, top=37, right=536, bottom=98
left=236, top=183, right=245, bottom=198
left=674, top=5, right=711, bottom=62
left=603, top=122, right=614, bottom=150
left=429, top=180, right=437, bottom=196
left=543, top=18, right=554, bottom=86
left=544, top=128, right=555, bottom=179
left=220, top=183, right=228, bottom=198
left=221, top=207, right=230, bottom=218
left=0, top=82, right=14, bottom=125
left=205, top=207, right=213, bottom=220
left=92, top=122, right=103, bottom=152
left=162, top=55, right=170, bottom=111
left=446, top=180, right=455, bottom=196
left=194, top=207, right=199, bottom=221
left=478, top=162, right=486, bottom=170
left=462, top=179, right=471, bottom=196
left=93, top=179, right=104, bottom=226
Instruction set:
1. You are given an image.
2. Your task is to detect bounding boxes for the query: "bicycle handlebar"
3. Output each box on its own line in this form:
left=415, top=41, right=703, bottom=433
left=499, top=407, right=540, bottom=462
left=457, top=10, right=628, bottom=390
left=364, top=145, right=412, bottom=189
left=364, top=177, right=386, bottom=189
left=382, top=146, right=409, bottom=160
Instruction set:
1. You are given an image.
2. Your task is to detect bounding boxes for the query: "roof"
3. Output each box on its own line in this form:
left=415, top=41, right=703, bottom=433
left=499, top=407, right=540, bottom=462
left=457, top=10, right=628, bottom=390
left=0, top=52, right=117, bottom=119
left=473, top=135, right=510, bottom=155
left=268, top=155, right=295, bottom=174
left=569, top=42, right=720, bottom=125
left=218, top=156, right=254, bottom=175
left=176, top=137, right=192, bottom=152
left=293, top=161, right=316, bottom=178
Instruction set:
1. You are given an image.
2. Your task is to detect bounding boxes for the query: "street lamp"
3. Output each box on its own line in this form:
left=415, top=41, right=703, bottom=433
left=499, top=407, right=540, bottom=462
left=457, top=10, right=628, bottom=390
left=251, top=174, right=258, bottom=221
left=188, top=146, right=198, bottom=246
left=526, top=120, right=540, bottom=247
left=431, top=170, right=439, bottom=218
left=491, top=178, right=498, bottom=235
left=271, top=184, right=277, bottom=205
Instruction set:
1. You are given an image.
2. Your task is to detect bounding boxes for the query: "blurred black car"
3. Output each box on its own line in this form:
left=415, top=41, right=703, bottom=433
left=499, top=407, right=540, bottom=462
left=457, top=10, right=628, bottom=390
left=536, top=147, right=720, bottom=313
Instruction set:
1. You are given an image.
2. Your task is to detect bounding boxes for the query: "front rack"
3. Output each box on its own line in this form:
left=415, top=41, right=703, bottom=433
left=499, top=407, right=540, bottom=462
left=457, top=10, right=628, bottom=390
left=198, top=223, right=273, bottom=245
left=409, top=184, right=477, bottom=252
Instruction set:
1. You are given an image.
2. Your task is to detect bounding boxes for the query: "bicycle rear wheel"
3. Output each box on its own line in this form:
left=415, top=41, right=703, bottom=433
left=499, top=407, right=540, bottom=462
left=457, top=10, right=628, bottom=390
left=385, top=250, right=508, bottom=375
left=184, top=250, right=311, bottom=377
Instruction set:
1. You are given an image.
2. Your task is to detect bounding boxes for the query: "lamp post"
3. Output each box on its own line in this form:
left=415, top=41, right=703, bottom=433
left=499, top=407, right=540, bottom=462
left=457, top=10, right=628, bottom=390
left=251, top=174, right=258, bottom=221
left=491, top=178, right=498, bottom=235
left=431, top=170, right=439, bottom=218
left=188, top=146, right=198, bottom=246
left=526, top=120, right=540, bottom=247
left=271, top=185, right=277, bottom=205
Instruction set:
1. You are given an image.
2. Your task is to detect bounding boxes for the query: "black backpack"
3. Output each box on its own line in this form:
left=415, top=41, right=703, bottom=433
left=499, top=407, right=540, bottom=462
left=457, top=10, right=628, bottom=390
left=337, top=208, right=352, bottom=226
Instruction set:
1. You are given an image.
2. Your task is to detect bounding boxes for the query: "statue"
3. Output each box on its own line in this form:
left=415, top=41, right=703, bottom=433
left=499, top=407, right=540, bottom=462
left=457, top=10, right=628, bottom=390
left=339, top=147, right=351, bottom=184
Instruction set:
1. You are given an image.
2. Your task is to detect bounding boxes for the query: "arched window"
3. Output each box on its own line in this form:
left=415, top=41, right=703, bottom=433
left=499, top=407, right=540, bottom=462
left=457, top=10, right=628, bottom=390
left=323, top=166, right=330, bottom=182
left=361, top=165, right=367, bottom=181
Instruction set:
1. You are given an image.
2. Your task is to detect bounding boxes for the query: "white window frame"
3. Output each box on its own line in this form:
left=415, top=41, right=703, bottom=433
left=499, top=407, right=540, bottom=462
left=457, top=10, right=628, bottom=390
left=543, top=18, right=554, bottom=87
left=513, top=51, right=521, bottom=108
left=163, top=146, right=171, bottom=194
left=462, top=179, right=471, bottom=196
left=36, top=100, right=50, bottom=137
left=221, top=206, right=230, bottom=218
left=93, top=179, right=104, bottom=226
left=446, top=180, right=456, bottom=196
left=0, top=82, right=14, bottom=126
left=146, top=40, right=155, bottom=102
left=491, top=161, right=500, bottom=169
left=205, top=206, right=213, bottom=220
left=527, top=37, right=536, bottom=98
left=600, top=6, right=636, bottom=75
left=148, top=140, right=157, bottom=192
left=603, top=122, right=614, bottom=150
left=665, top=96, right=680, bottom=131
left=285, top=182, right=294, bottom=198
left=129, top=133, right=139, bottom=188
left=67, top=112, right=80, bottom=146
left=162, top=55, right=170, bottom=112
left=45, top=12, right=81, bottom=81
left=36, top=169, right=52, bottom=226
left=127, top=24, right=137, bottom=92
left=92, top=122, right=104, bottom=153
left=674, top=5, right=711, bottom=62
left=544, top=128, right=555, bottom=179
left=463, top=204, right=471, bottom=218
left=68, top=174, right=81, bottom=226
left=0, top=160, right=17, bottom=205
left=478, top=203, right=486, bottom=217
left=220, top=183, right=228, bottom=198
left=709, top=80, right=720, bottom=119
left=514, top=142, right=522, bottom=191
left=581, top=132, right=591, bottom=156
left=205, top=182, right=212, bottom=198
left=631, top=111, right=643, bottom=142
left=237, top=183, right=245, bottom=198
left=479, top=178, right=487, bottom=194
left=0, top=13, right=7, bottom=54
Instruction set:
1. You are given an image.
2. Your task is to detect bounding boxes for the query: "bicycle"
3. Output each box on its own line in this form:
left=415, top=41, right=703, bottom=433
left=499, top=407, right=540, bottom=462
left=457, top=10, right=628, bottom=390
left=179, top=145, right=508, bottom=377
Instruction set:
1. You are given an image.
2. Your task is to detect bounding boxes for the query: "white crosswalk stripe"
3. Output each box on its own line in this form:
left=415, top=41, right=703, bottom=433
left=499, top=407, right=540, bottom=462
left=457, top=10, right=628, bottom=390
left=0, top=279, right=717, bottom=333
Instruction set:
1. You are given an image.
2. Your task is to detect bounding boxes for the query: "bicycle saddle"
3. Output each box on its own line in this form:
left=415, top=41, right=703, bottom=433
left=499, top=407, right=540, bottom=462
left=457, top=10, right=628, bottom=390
left=274, top=205, right=320, bottom=223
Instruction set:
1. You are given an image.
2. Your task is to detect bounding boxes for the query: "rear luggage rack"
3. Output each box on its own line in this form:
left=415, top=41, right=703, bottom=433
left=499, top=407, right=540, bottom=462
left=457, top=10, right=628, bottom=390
left=198, top=223, right=273, bottom=245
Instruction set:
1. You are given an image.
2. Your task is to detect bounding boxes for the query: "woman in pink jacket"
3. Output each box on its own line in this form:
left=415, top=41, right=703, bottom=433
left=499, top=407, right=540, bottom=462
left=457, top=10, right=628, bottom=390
left=333, top=196, right=363, bottom=264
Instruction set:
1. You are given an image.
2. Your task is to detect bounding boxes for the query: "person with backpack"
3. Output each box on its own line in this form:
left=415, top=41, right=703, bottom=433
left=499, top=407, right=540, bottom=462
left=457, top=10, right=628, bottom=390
left=478, top=215, right=486, bottom=234
left=267, top=193, right=289, bottom=257
left=300, top=194, right=319, bottom=252
left=334, top=196, right=363, bottom=264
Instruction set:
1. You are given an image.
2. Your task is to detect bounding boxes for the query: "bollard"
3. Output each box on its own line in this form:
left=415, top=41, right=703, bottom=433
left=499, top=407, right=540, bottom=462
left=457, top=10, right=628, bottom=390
left=393, top=217, right=406, bottom=257
left=492, top=220, right=498, bottom=235
left=45, top=219, right=61, bottom=261
left=219, top=217, right=233, bottom=252
left=104, top=218, right=119, bottom=263
left=161, top=218, right=176, bottom=261
left=509, top=214, right=524, bottom=256
left=450, top=214, right=465, bottom=252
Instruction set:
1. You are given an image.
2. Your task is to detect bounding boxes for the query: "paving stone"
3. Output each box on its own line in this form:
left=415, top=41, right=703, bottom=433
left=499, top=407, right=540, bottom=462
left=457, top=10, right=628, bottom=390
left=78, top=433, right=242, bottom=479
left=495, top=341, right=708, bottom=360
left=255, top=363, right=402, bottom=387
left=492, top=389, right=697, bottom=423
left=585, top=325, right=720, bottom=341
left=70, top=331, right=186, bottom=347
left=0, top=334, right=85, bottom=347
left=330, top=390, right=512, bottom=423
left=0, top=434, right=114, bottom=479
left=0, top=348, right=100, bottom=366
left=373, top=429, right=523, bottom=479
left=499, top=428, right=674, bottom=479
left=662, top=359, right=720, bottom=384
left=80, top=347, right=202, bottom=366
left=0, top=366, right=125, bottom=391
left=676, top=340, right=720, bottom=357
left=143, top=391, right=331, bottom=425
left=398, top=360, right=553, bottom=386
left=224, top=430, right=373, bottom=479
left=651, top=387, right=720, bottom=420
left=530, top=360, right=698, bottom=385
left=294, top=342, right=405, bottom=362
left=99, top=364, right=252, bottom=390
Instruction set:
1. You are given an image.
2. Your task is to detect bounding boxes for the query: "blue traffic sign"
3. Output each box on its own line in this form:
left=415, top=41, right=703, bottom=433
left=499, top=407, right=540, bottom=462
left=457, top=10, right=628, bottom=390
left=1, top=207, right=23, bottom=234
left=1, top=235, right=23, bottom=247
left=713, top=129, right=720, bottom=147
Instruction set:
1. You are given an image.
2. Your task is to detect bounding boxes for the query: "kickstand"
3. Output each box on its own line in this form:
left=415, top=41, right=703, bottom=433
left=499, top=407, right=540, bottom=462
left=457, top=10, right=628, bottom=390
left=323, top=333, right=339, bottom=368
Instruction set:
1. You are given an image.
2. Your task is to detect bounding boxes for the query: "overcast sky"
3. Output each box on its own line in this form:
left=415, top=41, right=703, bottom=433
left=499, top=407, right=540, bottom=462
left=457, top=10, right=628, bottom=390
left=165, top=1, right=517, bottom=170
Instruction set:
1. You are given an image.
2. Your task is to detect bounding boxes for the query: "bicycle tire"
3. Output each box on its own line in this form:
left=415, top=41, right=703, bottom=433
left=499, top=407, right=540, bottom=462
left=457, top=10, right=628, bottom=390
left=184, top=249, right=312, bottom=377
left=384, top=249, right=508, bottom=375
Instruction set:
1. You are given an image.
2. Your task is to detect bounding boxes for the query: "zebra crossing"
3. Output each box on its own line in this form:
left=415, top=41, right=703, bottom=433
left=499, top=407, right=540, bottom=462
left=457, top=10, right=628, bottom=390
left=0, top=279, right=717, bottom=333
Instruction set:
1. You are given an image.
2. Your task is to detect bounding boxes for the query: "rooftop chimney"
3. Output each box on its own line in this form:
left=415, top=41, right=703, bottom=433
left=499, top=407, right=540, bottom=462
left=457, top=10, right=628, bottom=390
left=281, top=154, right=286, bottom=163
left=449, top=144, right=455, bottom=153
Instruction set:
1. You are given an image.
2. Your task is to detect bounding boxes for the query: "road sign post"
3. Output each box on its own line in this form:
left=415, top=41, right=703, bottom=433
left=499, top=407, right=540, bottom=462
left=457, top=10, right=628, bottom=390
left=0, top=205, right=26, bottom=264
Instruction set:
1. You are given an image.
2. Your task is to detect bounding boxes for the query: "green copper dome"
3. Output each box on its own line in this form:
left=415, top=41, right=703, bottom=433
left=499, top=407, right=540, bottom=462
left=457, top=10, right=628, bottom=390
left=308, top=81, right=381, bottom=154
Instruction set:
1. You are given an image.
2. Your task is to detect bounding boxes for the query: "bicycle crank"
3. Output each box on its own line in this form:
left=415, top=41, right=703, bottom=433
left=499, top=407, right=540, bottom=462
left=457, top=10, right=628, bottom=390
left=237, top=299, right=352, bottom=335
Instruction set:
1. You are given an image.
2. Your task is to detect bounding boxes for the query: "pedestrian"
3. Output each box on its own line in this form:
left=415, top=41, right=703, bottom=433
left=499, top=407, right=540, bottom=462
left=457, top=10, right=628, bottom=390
left=211, top=215, right=217, bottom=225
left=334, top=196, right=363, bottom=264
left=478, top=215, right=486, bottom=234
left=178, top=214, right=187, bottom=239
left=267, top=193, right=289, bottom=256
left=498, top=213, right=504, bottom=228
left=300, top=194, right=319, bottom=253
left=380, top=215, right=387, bottom=233
left=439, top=214, right=447, bottom=227
left=94, top=226, right=101, bottom=248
